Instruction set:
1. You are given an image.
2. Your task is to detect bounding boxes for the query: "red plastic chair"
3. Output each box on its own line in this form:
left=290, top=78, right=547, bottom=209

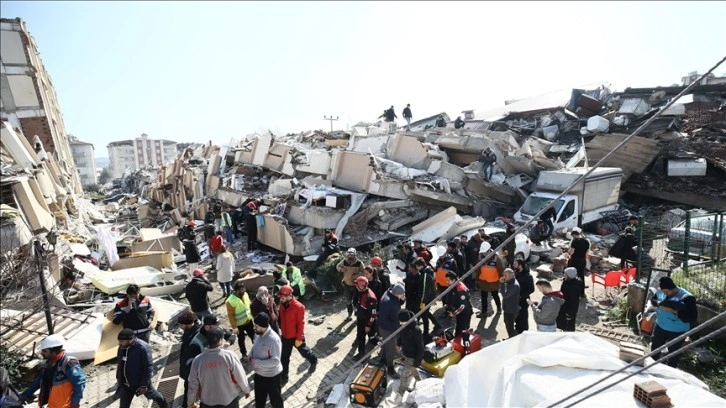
left=591, top=270, right=625, bottom=297
left=620, top=267, right=636, bottom=285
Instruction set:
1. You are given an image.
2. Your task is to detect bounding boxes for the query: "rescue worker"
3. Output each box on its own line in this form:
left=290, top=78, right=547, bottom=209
left=112, top=284, right=154, bottom=343
left=445, top=271, right=473, bottom=354
left=185, top=268, right=214, bottom=321
left=567, top=227, right=590, bottom=298
left=336, top=248, right=365, bottom=321
left=19, top=335, right=86, bottom=408
left=475, top=242, right=504, bottom=321
left=434, top=247, right=457, bottom=298
left=283, top=262, right=305, bottom=299
left=650, top=276, right=697, bottom=367
left=363, top=266, right=383, bottom=345
left=115, top=329, right=168, bottom=408
left=352, top=276, right=378, bottom=360
left=278, top=285, right=318, bottom=383
left=370, top=256, right=391, bottom=294
left=187, top=327, right=251, bottom=408
left=177, top=311, right=201, bottom=408
left=225, top=280, right=255, bottom=358
left=248, top=313, right=283, bottom=408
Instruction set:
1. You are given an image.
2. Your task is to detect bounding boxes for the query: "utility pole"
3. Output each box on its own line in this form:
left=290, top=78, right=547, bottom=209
left=323, top=115, right=339, bottom=133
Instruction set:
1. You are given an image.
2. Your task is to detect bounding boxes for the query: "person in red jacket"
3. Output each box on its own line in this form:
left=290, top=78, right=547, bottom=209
left=352, top=276, right=378, bottom=360
left=277, top=285, right=318, bottom=383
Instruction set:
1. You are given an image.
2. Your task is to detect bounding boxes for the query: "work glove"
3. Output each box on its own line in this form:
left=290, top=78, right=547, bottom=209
left=294, top=340, right=303, bottom=348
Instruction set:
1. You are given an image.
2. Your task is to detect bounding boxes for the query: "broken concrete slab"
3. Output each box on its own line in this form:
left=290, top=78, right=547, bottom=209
left=256, top=214, right=323, bottom=256
left=409, top=187, right=473, bottom=213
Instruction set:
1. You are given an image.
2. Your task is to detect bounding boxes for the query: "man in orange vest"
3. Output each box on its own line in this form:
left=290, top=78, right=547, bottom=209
left=475, top=242, right=504, bottom=323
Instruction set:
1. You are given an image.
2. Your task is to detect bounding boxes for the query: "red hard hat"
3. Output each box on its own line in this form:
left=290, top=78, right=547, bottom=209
left=370, top=256, right=383, bottom=266
left=278, top=285, right=293, bottom=297
left=355, top=276, right=369, bottom=286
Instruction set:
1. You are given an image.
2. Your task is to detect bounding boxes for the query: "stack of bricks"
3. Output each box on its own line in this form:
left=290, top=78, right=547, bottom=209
left=633, top=380, right=673, bottom=408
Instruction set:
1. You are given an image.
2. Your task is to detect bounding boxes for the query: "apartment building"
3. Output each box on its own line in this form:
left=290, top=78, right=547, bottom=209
left=108, top=133, right=177, bottom=179
left=69, top=137, right=98, bottom=187
left=0, top=17, right=82, bottom=194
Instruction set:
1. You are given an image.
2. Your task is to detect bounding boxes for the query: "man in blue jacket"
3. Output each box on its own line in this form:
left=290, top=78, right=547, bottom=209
left=115, top=329, right=168, bottom=408
left=650, top=276, right=697, bottom=367
left=20, top=334, right=86, bottom=408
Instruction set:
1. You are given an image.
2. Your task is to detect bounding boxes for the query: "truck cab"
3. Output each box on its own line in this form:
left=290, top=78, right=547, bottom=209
left=514, top=193, right=579, bottom=231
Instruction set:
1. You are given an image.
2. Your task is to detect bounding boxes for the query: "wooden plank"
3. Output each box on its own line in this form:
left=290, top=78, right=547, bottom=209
left=586, top=134, right=660, bottom=180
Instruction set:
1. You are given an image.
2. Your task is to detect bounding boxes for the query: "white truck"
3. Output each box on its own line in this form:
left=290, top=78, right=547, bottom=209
left=513, top=167, right=623, bottom=231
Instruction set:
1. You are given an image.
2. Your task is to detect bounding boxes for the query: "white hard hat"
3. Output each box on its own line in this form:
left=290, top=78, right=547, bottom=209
left=479, top=242, right=492, bottom=254
left=347, top=248, right=357, bottom=256
left=40, top=334, right=66, bottom=350
left=436, top=246, right=447, bottom=257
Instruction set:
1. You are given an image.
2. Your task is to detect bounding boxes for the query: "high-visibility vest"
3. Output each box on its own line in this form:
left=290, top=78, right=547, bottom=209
left=435, top=268, right=449, bottom=287
left=226, top=293, right=252, bottom=326
left=478, top=259, right=500, bottom=283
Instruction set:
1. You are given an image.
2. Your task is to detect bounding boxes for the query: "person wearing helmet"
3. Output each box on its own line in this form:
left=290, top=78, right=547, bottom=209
left=476, top=242, right=504, bottom=322
left=337, top=248, right=364, bottom=321
left=352, top=276, right=378, bottom=360
left=369, top=256, right=391, bottom=300
left=278, top=285, right=317, bottom=382
left=20, top=335, right=86, bottom=408
left=112, top=284, right=155, bottom=343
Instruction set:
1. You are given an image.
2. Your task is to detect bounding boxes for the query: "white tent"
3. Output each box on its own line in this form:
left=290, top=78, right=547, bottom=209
left=445, top=331, right=725, bottom=407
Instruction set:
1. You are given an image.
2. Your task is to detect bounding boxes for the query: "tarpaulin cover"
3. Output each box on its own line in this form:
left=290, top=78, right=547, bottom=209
left=445, top=331, right=725, bottom=407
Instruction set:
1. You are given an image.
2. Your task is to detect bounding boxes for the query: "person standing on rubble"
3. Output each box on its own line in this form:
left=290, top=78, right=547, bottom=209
left=177, top=311, right=201, bottom=408
left=337, top=248, right=365, bottom=321
left=557, top=267, right=582, bottom=332
left=213, top=201, right=223, bottom=234
left=226, top=280, right=255, bottom=358
left=478, top=147, right=497, bottom=181
left=112, top=284, right=155, bottom=343
left=402, top=104, right=413, bottom=131
left=512, top=259, right=534, bottom=334
left=221, top=207, right=234, bottom=244
left=311, top=229, right=339, bottom=277
left=476, top=242, right=503, bottom=321
left=19, top=334, right=86, bottom=408
left=278, top=285, right=318, bottom=382
left=187, top=327, right=251, bottom=408
left=186, top=269, right=214, bottom=320
left=204, top=210, right=216, bottom=241
left=245, top=204, right=259, bottom=250
left=567, top=227, right=590, bottom=298
left=454, top=116, right=465, bottom=129
left=115, top=329, right=169, bottom=408
left=352, top=276, right=378, bottom=360
left=179, top=220, right=201, bottom=271
left=251, top=286, right=280, bottom=334
left=540, top=205, right=557, bottom=240
left=378, top=105, right=397, bottom=122
left=232, top=205, right=244, bottom=239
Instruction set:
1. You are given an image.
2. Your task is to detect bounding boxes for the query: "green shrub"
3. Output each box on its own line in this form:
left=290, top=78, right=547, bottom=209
left=0, top=343, right=29, bottom=385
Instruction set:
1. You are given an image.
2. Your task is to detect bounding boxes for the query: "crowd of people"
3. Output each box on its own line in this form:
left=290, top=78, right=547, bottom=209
left=12, top=206, right=701, bottom=408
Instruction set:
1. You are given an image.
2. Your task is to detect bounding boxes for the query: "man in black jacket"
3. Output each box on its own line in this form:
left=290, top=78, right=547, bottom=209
left=567, top=227, right=590, bottom=297
left=390, top=310, right=424, bottom=406
left=447, top=241, right=466, bottom=280
left=414, top=258, right=441, bottom=337
left=177, top=311, right=201, bottom=408
left=445, top=271, right=473, bottom=348
left=512, top=259, right=535, bottom=334
left=112, top=284, right=154, bottom=343
left=402, top=104, right=412, bottom=131
left=454, top=116, right=465, bottom=129
left=435, top=115, right=447, bottom=128
left=179, top=221, right=201, bottom=270
left=185, top=269, right=214, bottom=320
left=311, top=229, right=339, bottom=277
left=557, top=268, right=582, bottom=332
left=116, top=329, right=168, bottom=408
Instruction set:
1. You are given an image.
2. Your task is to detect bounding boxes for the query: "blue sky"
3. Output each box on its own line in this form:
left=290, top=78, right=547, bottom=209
left=2, top=1, right=725, bottom=157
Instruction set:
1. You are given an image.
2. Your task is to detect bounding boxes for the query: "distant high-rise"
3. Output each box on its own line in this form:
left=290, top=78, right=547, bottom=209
left=108, top=133, right=177, bottom=179
left=0, top=17, right=82, bottom=194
